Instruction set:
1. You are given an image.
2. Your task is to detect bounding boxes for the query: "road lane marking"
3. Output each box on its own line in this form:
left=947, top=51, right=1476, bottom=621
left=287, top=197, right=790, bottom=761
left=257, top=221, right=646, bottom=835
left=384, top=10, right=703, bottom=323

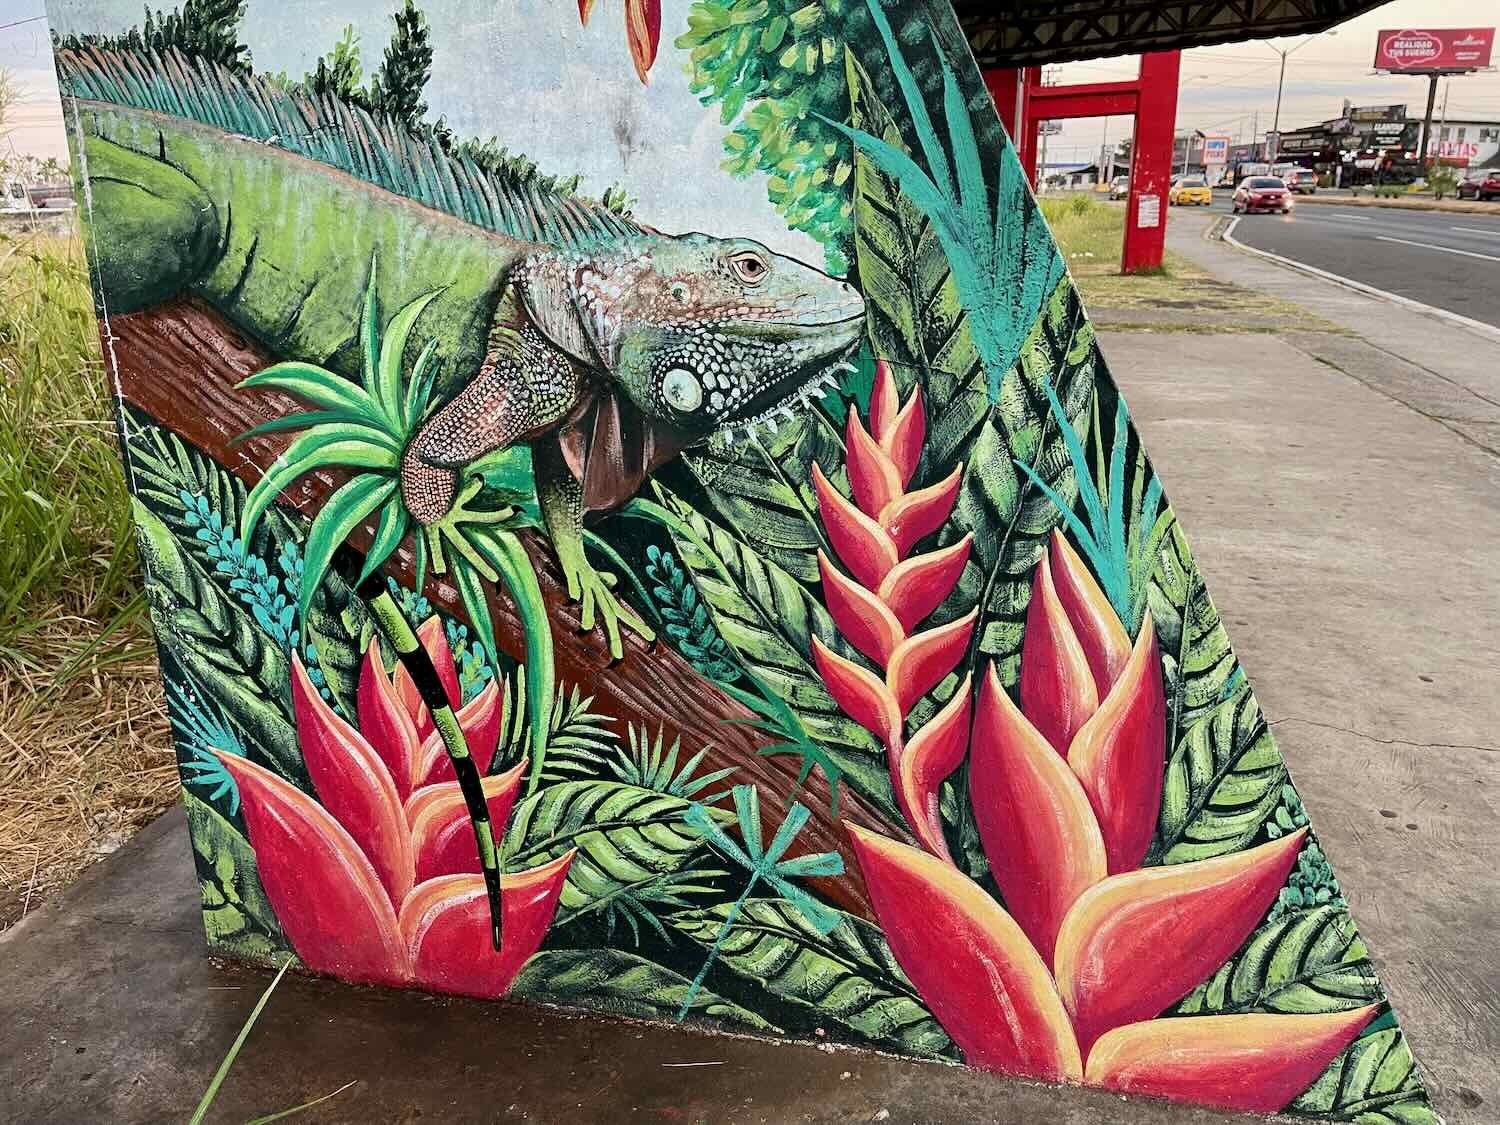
left=1375, top=235, right=1500, bottom=263
left=1221, top=217, right=1500, bottom=344
left=1318, top=213, right=1374, bottom=222
left=1452, top=226, right=1500, bottom=238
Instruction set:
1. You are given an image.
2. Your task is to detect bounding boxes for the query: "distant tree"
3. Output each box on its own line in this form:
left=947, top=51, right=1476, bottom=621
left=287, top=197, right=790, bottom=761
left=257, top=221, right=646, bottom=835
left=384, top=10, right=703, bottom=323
left=0, top=67, right=15, bottom=138
left=56, top=0, right=250, bottom=74
left=306, top=25, right=363, bottom=102
left=369, top=0, right=432, bottom=127
left=1426, top=165, right=1459, bottom=200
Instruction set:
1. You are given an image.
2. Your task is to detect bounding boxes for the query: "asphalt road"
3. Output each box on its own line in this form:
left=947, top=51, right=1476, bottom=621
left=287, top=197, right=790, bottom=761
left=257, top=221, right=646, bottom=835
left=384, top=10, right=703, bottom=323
left=1196, top=194, right=1500, bottom=329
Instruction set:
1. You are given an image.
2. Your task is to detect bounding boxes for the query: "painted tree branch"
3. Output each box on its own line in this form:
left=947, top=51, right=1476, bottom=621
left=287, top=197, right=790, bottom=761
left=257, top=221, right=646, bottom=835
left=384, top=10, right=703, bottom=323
left=106, top=297, right=901, bottom=919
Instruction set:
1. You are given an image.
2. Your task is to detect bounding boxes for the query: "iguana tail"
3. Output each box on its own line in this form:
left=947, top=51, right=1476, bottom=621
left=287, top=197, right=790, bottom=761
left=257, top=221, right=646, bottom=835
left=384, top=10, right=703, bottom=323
left=358, top=574, right=505, bottom=951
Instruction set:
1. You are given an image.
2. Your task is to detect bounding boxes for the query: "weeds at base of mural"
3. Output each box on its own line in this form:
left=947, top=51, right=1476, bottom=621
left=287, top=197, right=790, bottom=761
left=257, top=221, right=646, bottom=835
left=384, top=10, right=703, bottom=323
left=48, top=0, right=1436, bottom=1117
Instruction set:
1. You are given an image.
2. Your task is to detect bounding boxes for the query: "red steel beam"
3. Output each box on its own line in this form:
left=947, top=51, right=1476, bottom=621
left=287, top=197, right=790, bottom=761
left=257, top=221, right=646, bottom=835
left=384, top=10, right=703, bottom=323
left=1121, top=50, right=1181, bottom=273
left=984, top=50, right=1181, bottom=274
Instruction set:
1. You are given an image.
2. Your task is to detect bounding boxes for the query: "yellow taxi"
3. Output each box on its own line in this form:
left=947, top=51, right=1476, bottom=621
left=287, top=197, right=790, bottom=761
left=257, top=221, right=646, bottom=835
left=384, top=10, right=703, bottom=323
left=1169, top=176, right=1213, bottom=206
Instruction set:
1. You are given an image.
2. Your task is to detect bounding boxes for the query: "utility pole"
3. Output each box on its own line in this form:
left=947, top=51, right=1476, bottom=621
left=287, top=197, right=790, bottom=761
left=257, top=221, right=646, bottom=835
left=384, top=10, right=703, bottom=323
left=1270, top=51, right=1287, bottom=164
left=1265, top=33, right=1336, bottom=166
left=1418, top=72, right=1440, bottom=171
left=1435, top=77, right=1450, bottom=163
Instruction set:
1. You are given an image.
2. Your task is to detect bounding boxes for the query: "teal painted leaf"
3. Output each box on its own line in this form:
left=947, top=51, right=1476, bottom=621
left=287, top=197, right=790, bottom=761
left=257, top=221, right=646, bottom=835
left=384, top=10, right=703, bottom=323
left=1289, top=1026, right=1436, bottom=1123
left=937, top=277, right=1097, bottom=687
left=133, top=501, right=303, bottom=783
left=501, top=780, right=729, bottom=919
left=1173, top=906, right=1382, bottom=1016
left=183, top=792, right=289, bottom=964
left=1155, top=682, right=1287, bottom=864
left=846, top=49, right=978, bottom=409
left=510, top=948, right=780, bottom=1033
left=671, top=897, right=953, bottom=1058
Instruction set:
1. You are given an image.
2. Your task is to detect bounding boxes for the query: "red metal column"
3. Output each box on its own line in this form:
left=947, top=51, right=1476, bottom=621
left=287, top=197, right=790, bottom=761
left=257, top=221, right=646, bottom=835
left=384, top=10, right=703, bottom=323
left=1015, top=67, right=1043, bottom=184
left=984, top=68, right=1023, bottom=142
left=1121, top=50, right=1181, bottom=274
left=984, top=49, right=1181, bottom=274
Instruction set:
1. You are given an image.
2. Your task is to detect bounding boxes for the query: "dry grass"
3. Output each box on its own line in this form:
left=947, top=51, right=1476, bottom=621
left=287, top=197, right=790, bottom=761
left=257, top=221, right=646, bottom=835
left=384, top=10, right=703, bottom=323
left=0, top=223, right=174, bottom=930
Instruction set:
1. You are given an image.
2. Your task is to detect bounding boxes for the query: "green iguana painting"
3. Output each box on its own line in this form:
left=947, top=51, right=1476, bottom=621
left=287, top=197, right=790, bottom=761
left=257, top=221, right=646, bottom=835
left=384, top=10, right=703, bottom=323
left=49, top=0, right=1435, bottom=1119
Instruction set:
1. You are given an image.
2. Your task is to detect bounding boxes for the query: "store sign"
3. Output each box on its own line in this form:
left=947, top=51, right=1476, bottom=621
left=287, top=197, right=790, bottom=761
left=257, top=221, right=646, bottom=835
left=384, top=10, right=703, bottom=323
left=1373, top=28, right=1494, bottom=72
left=1202, top=136, right=1230, bottom=163
left=1278, top=132, right=1328, bottom=154
left=1348, top=104, right=1406, bottom=124
left=1431, top=140, right=1480, bottom=159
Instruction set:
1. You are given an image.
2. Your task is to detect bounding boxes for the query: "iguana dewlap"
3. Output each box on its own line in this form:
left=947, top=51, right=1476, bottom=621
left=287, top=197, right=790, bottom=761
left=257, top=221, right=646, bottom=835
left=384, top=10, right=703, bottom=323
left=72, top=101, right=865, bottom=653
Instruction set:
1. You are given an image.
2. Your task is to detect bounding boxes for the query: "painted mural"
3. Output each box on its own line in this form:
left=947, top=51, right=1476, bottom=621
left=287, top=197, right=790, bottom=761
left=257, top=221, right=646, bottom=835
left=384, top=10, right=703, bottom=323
left=47, top=0, right=1435, bottom=1117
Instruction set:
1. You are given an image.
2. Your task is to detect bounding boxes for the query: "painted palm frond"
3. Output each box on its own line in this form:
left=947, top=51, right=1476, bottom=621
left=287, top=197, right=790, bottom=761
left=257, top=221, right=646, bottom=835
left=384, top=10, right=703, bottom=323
left=236, top=261, right=553, bottom=788
left=615, top=724, right=736, bottom=802
left=677, top=785, right=844, bottom=1017
left=822, top=0, right=1064, bottom=401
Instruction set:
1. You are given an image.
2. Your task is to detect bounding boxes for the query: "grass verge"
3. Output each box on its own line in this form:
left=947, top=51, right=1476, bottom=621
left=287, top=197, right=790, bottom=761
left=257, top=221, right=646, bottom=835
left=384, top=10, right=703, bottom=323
left=0, top=223, right=173, bottom=930
left=1040, top=193, right=1339, bottom=333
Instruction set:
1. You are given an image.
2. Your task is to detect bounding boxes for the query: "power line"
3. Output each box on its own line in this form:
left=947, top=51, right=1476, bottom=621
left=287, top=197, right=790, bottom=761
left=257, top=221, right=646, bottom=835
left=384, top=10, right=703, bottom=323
left=0, top=16, right=48, bottom=35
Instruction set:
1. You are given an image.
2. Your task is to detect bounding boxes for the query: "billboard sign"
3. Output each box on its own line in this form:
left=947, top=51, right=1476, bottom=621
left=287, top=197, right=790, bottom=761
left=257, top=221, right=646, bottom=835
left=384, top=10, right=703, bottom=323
left=1202, top=136, right=1230, bottom=164
left=1373, top=29, right=1494, bottom=72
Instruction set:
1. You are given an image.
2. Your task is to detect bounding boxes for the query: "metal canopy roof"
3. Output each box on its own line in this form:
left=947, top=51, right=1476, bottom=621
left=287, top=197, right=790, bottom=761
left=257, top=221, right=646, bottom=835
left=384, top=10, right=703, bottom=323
left=957, top=1, right=1393, bottom=67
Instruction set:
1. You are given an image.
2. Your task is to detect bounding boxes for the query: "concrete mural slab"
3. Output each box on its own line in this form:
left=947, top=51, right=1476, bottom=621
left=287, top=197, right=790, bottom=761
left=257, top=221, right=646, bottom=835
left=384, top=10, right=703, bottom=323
left=44, top=0, right=1438, bottom=1118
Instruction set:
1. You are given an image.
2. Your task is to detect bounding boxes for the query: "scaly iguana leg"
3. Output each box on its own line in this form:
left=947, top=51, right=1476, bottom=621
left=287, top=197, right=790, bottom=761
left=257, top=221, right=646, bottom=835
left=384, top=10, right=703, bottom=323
left=534, top=439, right=654, bottom=660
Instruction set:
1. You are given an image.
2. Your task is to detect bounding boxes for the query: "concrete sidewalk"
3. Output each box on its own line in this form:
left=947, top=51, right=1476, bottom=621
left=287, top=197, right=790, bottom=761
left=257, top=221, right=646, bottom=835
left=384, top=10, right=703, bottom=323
left=2, top=228, right=1497, bottom=1123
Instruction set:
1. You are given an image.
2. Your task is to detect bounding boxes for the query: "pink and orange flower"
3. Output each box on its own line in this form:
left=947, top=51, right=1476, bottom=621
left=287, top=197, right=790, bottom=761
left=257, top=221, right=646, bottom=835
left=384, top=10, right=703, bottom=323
left=217, top=618, right=573, bottom=999
left=815, top=361, right=1376, bottom=1114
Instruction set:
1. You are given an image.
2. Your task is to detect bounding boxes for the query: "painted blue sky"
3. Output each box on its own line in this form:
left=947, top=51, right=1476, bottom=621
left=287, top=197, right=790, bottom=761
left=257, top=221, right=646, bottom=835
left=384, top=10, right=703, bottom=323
left=23, top=0, right=824, bottom=259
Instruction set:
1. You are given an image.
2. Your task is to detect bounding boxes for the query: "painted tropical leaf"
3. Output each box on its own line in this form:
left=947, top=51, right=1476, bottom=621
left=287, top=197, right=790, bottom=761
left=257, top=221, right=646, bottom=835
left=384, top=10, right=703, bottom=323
left=686, top=397, right=848, bottom=584
left=1155, top=681, right=1287, bottom=864
left=1147, top=518, right=1241, bottom=744
left=654, top=488, right=895, bottom=814
left=133, top=502, right=303, bottom=783
left=1173, top=905, right=1383, bottom=1016
left=671, top=897, right=953, bottom=1058
left=846, top=48, right=978, bottom=413
left=123, top=413, right=369, bottom=714
left=510, top=948, right=779, bottom=1032
left=1288, top=1025, right=1436, bottom=1124
left=934, top=277, right=1096, bottom=686
left=500, top=779, right=729, bottom=917
left=183, top=791, right=288, bottom=963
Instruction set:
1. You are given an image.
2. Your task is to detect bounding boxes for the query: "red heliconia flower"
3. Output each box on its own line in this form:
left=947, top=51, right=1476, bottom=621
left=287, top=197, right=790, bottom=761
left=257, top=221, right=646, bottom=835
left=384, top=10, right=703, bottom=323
left=847, top=819, right=1374, bottom=1109
left=574, top=0, right=659, bottom=84
left=813, top=359, right=974, bottom=860
left=624, top=0, right=662, bottom=84
left=820, top=364, right=1373, bottom=1112
left=1012, top=529, right=1166, bottom=873
left=215, top=654, right=572, bottom=998
left=360, top=617, right=505, bottom=794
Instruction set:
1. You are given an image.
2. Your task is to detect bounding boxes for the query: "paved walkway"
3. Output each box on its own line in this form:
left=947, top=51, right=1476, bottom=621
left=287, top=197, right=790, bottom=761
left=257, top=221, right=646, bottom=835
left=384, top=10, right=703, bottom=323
left=1, top=221, right=1496, bottom=1122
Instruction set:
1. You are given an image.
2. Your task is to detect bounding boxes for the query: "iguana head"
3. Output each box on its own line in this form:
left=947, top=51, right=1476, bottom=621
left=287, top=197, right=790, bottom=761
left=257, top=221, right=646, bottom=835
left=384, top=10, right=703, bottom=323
left=515, top=233, right=865, bottom=448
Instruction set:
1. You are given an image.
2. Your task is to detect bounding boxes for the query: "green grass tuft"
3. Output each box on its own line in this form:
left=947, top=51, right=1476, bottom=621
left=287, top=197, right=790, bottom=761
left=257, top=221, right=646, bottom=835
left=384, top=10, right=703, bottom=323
left=0, top=229, right=140, bottom=658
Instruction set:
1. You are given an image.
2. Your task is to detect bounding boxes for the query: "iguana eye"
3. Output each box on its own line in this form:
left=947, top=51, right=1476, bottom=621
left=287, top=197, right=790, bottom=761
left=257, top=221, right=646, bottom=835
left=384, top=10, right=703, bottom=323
left=662, top=367, right=703, bottom=413
left=729, top=251, right=769, bottom=286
